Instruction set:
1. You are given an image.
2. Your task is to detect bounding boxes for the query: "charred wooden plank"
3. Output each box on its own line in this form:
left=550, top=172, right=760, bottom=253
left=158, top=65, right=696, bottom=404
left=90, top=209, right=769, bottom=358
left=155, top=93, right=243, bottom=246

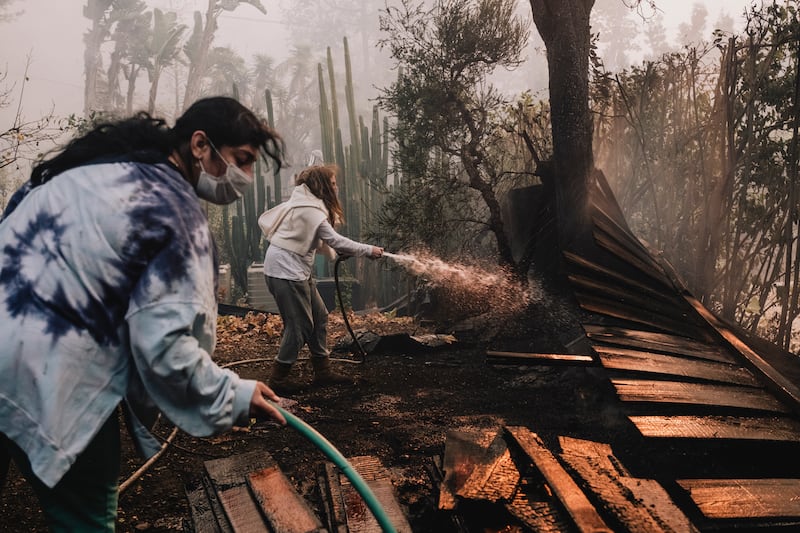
left=329, top=456, right=413, bottom=533
left=564, top=251, right=678, bottom=300
left=505, top=477, right=574, bottom=533
left=321, top=462, right=348, bottom=533
left=559, top=436, right=699, bottom=533
left=247, top=466, right=325, bottom=533
left=185, top=478, right=223, bottom=533
left=677, top=478, right=800, bottom=519
left=457, top=447, right=519, bottom=503
left=612, top=379, right=791, bottom=413
left=453, top=431, right=517, bottom=504
left=583, top=324, right=733, bottom=363
left=201, top=473, right=234, bottom=533
left=628, top=415, right=800, bottom=441
left=569, top=273, right=699, bottom=326
left=504, top=426, right=612, bottom=533
left=439, top=428, right=500, bottom=510
left=682, top=293, right=800, bottom=415
left=486, top=351, right=594, bottom=365
left=574, top=291, right=710, bottom=340
left=592, top=225, right=670, bottom=287
left=204, top=451, right=273, bottom=532
left=594, top=346, right=761, bottom=387
left=592, top=211, right=669, bottom=278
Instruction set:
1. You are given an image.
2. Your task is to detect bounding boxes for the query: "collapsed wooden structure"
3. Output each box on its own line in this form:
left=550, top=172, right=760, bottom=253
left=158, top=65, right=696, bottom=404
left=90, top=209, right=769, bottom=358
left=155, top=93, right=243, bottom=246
left=186, top=173, right=800, bottom=531
left=453, top=174, right=800, bottom=531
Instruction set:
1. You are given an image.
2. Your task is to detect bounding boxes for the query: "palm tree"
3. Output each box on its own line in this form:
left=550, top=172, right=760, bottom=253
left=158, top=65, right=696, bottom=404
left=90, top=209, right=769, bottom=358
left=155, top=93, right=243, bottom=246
left=147, top=9, right=187, bottom=114
left=204, top=46, right=249, bottom=99
left=182, top=0, right=266, bottom=109
left=106, top=1, right=149, bottom=113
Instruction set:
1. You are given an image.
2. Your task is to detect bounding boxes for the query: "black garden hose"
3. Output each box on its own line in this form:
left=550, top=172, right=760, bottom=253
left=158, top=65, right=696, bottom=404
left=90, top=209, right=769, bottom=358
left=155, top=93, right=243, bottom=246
left=334, top=255, right=367, bottom=362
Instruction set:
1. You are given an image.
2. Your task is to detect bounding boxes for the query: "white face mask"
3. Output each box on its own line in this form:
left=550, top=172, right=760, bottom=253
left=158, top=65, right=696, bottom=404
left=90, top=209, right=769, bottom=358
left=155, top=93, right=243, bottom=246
left=195, top=141, right=254, bottom=205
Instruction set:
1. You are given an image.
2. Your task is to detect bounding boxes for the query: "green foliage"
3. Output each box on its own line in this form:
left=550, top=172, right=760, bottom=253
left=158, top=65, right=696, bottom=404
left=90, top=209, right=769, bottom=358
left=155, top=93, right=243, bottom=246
left=375, top=0, right=532, bottom=273
left=592, top=1, right=800, bottom=347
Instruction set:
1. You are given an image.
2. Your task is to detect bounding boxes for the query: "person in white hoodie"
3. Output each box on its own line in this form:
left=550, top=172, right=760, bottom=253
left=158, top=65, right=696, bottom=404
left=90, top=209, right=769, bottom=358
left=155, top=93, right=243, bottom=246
left=259, top=164, right=383, bottom=394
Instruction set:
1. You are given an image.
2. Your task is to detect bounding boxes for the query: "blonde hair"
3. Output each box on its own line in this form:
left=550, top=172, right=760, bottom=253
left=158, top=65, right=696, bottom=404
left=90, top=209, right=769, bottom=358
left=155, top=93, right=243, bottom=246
left=295, top=164, right=344, bottom=226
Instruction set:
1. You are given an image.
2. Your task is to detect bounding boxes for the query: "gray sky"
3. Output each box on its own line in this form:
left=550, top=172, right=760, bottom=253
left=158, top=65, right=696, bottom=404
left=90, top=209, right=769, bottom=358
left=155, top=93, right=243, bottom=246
left=0, top=0, right=756, bottom=127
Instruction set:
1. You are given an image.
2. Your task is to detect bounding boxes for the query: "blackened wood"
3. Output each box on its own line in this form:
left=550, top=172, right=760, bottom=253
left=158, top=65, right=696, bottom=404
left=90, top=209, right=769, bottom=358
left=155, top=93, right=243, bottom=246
left=201, top=474, right=234, bottom=533
left=504, top=427, right=612, bottom=533
left=332, top=455, right=413, bottom=533
left=591, top=222, right=670, bottom=287
left=558, top=436, right=699, bottom=533
left=204, top=451, right=274, bottom=532
left=612, top=379, right=791, bottom=413
left=564, top=251, right=680, bottom=303
left=439, top=428, right=500, bottom=510
left=317, top=465, right=347, bottom=533
left=247, top=466, right=325, bottom=533
left=594, top=346, right=761, bottom=387
left=592, top=207, right=666, bottom=274
left=677, top=478, right=800, bottom=519
left=575, top=291, right=709, bottom=340
left=185, top=478, right=223, bottom=533
left=629, top=415, right=800, bottom=441
left=456, top=447, right=519, bottom=503
left=322, top=462, right=348, bottom=533
left=486, top=351, right=594, bottom=364
left=569, top=273, right=699, bottom=326
left=583, top=324, right=733, bottom=363
left=682, top=293, right=800, bottom=415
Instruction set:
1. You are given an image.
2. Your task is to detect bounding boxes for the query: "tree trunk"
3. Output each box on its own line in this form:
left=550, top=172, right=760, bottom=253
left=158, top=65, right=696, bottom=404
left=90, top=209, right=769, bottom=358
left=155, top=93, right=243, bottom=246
left=529, top=0, right=596, bottom=252
left=183, top=0, right=218, bottom=109
left=83, top=1, right=111, bottom=116
left=148, top=66, right=162, bottom=115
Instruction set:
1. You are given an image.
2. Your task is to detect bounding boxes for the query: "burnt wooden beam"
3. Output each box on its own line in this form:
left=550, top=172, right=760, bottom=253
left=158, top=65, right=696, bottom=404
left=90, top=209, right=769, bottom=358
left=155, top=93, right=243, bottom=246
left=438, top=429, right=500, bottom=510
left=594, top=345, right=761, bottom=387
left=612, top=379, right=791, bottom=413
left=628, top=415, right=800, bottom=441
left=504, top=426, right=612, bottom=533
left=677, top=478, right=800, bottom=519
left=323, top=455, right=413, bottom=533
left=203, top=451, right=274, bottom=532
left=320, top=462, right=348, bottom=533
left=486, top=351, right=594, bottom=365
left=558, top=436, right=699, bottom=533
left=682, top=293, right=800, bottom=416
left=574, top=291, right=711, bottom=341
left=247, top=466, right=325, bottom=533
left=582, top=324, right=733, bottom=363
left=185, top=478, right=225, bottom=533
left=564, top=251, right=680, bottom=303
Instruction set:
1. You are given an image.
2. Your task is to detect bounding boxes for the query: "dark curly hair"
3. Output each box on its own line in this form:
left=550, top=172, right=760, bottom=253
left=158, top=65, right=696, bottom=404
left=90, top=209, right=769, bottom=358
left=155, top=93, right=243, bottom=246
left=31, top=96, right=284, bottom=186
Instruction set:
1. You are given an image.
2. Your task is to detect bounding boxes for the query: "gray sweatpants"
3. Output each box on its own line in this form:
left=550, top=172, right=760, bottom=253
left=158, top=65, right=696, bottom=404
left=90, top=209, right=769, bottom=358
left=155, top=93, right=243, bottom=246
left=265, top=276, right=329, bottom=364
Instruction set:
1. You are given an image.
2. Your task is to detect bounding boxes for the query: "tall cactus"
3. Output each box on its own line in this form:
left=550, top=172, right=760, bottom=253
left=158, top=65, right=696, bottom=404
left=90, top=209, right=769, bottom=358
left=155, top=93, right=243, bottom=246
left=221, top=84, right=277, bottom=299
left=314, top=37, right=395, bottom=305
left=264, top=89, right=282, bottom=206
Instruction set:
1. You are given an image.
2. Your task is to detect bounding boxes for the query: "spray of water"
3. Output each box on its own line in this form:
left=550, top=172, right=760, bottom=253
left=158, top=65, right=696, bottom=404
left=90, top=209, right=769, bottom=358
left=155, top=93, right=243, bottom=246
left=383, top=249, right=534, bottom=319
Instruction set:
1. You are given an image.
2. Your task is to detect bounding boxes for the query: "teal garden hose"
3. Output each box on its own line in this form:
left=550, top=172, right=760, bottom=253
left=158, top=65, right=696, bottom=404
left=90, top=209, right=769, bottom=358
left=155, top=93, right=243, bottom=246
left=271, top=401, right=398, bottom=533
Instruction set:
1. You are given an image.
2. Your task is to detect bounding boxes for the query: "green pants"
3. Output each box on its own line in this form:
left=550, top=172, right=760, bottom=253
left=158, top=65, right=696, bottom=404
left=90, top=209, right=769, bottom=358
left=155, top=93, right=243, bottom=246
left=1, top=413, right=121, bottom=532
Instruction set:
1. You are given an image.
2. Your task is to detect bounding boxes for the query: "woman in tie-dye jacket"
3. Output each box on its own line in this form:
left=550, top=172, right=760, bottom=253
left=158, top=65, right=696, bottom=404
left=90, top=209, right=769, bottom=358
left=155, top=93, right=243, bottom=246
left=0, top=97, right=286, bottom=531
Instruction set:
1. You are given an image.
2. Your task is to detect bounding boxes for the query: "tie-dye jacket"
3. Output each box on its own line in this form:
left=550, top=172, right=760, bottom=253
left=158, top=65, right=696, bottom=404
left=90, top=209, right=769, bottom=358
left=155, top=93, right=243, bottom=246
left=0, top=157, right=256, bottom=488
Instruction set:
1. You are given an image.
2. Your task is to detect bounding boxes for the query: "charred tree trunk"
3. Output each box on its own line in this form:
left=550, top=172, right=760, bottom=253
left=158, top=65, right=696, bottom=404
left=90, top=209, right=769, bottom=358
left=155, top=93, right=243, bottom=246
left=529, top=0, right=596, bottom=253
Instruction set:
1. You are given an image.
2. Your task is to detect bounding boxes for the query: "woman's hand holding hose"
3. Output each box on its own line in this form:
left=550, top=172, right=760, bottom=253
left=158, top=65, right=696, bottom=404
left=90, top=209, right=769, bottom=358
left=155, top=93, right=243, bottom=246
left=249, top=382, right=287, bottom=425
